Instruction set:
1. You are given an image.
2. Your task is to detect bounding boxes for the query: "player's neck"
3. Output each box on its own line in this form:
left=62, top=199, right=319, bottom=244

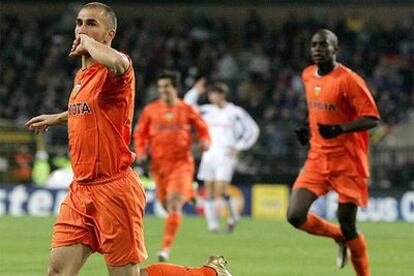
left=217, top=101, right=228, bottom=108
left=165, top=97, right=178, bottom=106
left=81, top=55, right=97, bottom=70
left=317, top=61, right=337, bottom=76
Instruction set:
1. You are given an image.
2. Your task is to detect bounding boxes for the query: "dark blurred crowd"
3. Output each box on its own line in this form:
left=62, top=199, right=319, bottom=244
left=1, top=6, right=413, bottom=165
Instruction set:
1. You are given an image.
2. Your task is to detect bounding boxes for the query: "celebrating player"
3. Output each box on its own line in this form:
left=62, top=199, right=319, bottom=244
left=287, top=29, right=380, bottom=276
left=133, top=70, right=211, bottom=262
left=26, top=3, right=230, bottom=276
left=185, top=81, right=259, bottom=232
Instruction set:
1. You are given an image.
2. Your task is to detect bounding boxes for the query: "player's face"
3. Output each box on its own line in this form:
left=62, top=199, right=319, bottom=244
left=208, top=91, right=224, bottom=105
left=75, top=8, right=113, bottom=44
left=310, top=33, right=337, bottom=65
left=157, top=78, right=177, bottom=102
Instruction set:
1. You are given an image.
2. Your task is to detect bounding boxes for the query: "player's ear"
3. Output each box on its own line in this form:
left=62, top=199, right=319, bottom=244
left=104, top=29, right=116, bottom=44
left=334, top=46, right=339, bottom=55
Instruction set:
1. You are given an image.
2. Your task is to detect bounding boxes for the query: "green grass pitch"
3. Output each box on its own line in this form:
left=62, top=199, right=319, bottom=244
left=0, top=216, right=413, bottom=275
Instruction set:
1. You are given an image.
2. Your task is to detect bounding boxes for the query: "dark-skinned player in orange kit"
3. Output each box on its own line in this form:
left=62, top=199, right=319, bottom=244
left=26, top=2, right=231, bottom=276
left=134, top=70, right=211, bottom=262
left=287, top=29, right=380, bottom=276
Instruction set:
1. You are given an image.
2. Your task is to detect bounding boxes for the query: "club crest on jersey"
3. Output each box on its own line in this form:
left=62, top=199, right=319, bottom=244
left=68, top=102, right=91, bottom=116
left=164, top=111, right=174, bottom=120
left=71, top=82, right=81, bottom=98
left=314, top=85, right=321, bottom=96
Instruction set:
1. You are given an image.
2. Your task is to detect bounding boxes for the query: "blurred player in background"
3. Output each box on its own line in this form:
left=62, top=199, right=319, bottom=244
left=26, top=2, right=230, bottom=276
left=134, top=70, right=211, bottom=262
left=287, top=29, right=380, bottom=276
left=185, top=80, right=259, bottom=232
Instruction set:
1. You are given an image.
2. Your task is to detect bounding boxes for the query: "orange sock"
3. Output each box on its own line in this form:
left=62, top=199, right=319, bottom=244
left=347, top=234, right=370, bottom=276
left=299, top=213, right=344, bottom=242
left=144, top=263, right=216, bottom=276
left=162, top=213, right=182, bottom=250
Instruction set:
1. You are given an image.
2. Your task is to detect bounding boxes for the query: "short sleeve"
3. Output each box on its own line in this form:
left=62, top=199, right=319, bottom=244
left=104, top=55, right=133, bottom=90
left=344, top=72, right=380, bottom=119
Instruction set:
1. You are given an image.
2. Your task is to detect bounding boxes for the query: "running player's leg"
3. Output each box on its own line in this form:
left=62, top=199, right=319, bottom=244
left=338, top=202, right=359, bottom=240
left=204, top=180, right=220, bottom=232
left=287, top=188, right=318, bottom=227
left=214, top=155, right=237, bottom=231
left=287, top=188, right=344, bottom=241
left=152, top=166, right=174, bottom=260
left=142, top=255, right=231, bottom=276
left=331, top=173, right=370, bottom=274
left=159, top=191, right=184, bottom=260
left=338, top=202, right=369, bottom=276
left=159, top=165, right=195, bottom=261
left=155, top=184, right=172, bottom=262
left=215, top=180, right=237, bottom=231
left=198, top=155, right=220, bottom=232
left=108, top=263, right=217, bottom=276
left=48, top=244, right=92, bottom=276
left=142, top=264, right=217, bottom=276
left=289, top=169, right=345, bottom=241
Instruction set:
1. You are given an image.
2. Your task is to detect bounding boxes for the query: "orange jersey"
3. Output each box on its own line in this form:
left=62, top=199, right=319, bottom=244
left=68, top=59, right=136, bottom=182
left=133, top=99, right=210, bottom=163
left=302, top=64, right=380, bottom=177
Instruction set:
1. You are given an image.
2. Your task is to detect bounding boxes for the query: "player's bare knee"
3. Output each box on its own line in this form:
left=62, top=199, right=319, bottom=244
left=167, top=204, right=179, bottom=213
left=47, top=255, right=61, bottom=276
left=47, top=263, right=64, bottom=276
left=167, top=197, right=182, bottom=213
left=286, top=210, right=306, bottom=228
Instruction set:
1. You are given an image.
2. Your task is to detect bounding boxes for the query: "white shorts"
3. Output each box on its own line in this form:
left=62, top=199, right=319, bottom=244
left=197, top=150, right=237, bottom=182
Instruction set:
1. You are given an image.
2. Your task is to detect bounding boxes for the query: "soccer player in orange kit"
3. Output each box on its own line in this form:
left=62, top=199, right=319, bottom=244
left=26, top=2, right=231, bottom=276
left=134, top=70, right=211, bottom=262
left=287, top=29, right=380, bottom=276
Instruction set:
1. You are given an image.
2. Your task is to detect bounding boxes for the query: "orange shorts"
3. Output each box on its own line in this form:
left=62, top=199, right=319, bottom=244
left=51, top=168, right=147, bottom=266
left=293, top=151, right=368, bottom=207
left=151, top=160, right=195, bottom=204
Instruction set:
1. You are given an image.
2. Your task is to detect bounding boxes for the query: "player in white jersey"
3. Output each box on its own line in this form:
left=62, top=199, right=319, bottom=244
left=185, top=80, right=259, bottom=232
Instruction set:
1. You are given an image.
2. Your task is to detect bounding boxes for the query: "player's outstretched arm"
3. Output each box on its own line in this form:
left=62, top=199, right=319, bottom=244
left=184, top=78, right=207, bottom=106
left=192, top=77, right=207, bottom=94
left=69, top=34, right=129, bottom=76
left=318, top=116, right=379, bottom=139
left=26, top=111, right=68, bottom=134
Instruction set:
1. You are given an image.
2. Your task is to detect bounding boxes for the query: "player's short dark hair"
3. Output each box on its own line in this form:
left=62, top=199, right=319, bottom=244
left=157, top=70, right=181, bottom=88
left=314, top=29, right=338, bottom=49
left=82, top=2, right=117, bottom=30
left=208, top=82, right=229, bottom=96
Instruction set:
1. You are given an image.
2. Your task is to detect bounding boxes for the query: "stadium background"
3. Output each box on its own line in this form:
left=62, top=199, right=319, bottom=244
left=0, top=1, right=413, bottom=275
